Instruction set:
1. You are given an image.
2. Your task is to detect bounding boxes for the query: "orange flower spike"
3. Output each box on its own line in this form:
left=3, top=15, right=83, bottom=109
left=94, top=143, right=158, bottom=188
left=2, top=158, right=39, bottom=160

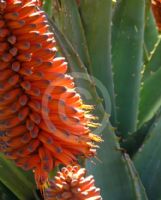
left=44, top=166, right=102, bottom=200
left=151, top=0, right=161, bottom=31
left=0, top=0, right=101, bottom=189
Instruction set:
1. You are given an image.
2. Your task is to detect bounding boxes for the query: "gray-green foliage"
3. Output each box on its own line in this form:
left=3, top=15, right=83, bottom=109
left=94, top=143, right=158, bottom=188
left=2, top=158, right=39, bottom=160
left=51, top=0, right=161, bottom=199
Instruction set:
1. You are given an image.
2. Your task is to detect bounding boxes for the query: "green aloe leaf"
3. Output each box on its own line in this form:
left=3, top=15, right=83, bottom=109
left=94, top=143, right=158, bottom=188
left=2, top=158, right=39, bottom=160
left=49, top=19, right=148, bottom=200
left=144, top=8, right=158, bottom=61
left=87, top=125, right=148, bottom=200
left=43, top=0, right=53, bottom=17
left=112, top=0, right=145, bottom=136
left=0, top=155, right=35, bottom=200
left=33, top=190, right=42, bottom=200
left=139, top=8, right=161, bottom=126
left=123, top=154, right=148, bottom=200
left=0, top=181, right=18, bottom=200
left=143, top=36, right=161, bottom=81
left=121, top=112, right=158, bottom=156
left=143, top=0, right=159, bottom=79
left=134, top=115, right=161, bottom=200
left=53, top=0, right=91, bottom=71
left=79, top=0, right=116, bottom=123
left=138, top=67, right=161, bottom=127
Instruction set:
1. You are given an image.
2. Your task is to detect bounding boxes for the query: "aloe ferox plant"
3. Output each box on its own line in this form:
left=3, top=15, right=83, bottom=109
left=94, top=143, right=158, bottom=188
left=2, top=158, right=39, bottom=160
left=0, top=0, right=161, bottom=200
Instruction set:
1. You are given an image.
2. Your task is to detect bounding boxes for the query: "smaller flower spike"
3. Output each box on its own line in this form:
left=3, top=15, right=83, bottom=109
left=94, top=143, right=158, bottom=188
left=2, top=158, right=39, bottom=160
left=152, top=0, right=161, bottom=31
left=44, top=166, right=102, bottom=200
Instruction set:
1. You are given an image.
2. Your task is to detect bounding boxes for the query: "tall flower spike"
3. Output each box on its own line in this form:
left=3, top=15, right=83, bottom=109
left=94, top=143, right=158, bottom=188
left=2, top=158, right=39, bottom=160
left=151, top=0, right=161, bottom=31
left=0, top=0, right=101, bottom=189
left=44, top=165, right=102, bottom=200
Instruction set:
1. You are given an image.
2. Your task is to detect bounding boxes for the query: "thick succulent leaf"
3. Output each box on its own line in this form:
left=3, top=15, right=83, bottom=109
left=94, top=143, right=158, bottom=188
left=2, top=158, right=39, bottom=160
left=53, top=0, right=91, bottom=71
left=112, top=0, right=145, bottom=136
left=123, top=154, right=148, bottom=200
left=121, top=112, right=158, bottom=156
left=139, top=10, right=161, bottom=126
left=138, top=67, right=161, bottom=127
left=0, top=155, right=35, bottom=200
left=144, top=8, right=158, bottom=61
left=79, top=0, right=116, bottom=123
left=87, top=124, right=148, bottom=200
left=33, top=190, right=42, bottom=200
left=49, top=20, right=148, bottom=200
left=134, top=115, right=161, bottom=200
left=0, top=181, right=18, bottom=200
left=143, top=37, right=161, bottom=81
left=52, top=0, right=62, bottom=27
left=43, top=0, right=53, bottom=17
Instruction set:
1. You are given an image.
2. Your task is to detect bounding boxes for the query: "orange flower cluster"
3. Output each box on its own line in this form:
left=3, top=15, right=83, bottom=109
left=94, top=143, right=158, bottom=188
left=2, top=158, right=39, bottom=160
left=44, top=166, right=102, bottom=200
left=151, top=0, right=161, bottom=31
left=0, top=0, right=101, bottom=188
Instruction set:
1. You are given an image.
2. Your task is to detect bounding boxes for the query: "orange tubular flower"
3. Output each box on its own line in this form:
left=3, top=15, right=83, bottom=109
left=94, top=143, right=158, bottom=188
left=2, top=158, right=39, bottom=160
left=0, top=0, right=101, bottom=189
left=151, top=0, right=161, bottom=31
left=44, top=166, right=102, bottom=200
